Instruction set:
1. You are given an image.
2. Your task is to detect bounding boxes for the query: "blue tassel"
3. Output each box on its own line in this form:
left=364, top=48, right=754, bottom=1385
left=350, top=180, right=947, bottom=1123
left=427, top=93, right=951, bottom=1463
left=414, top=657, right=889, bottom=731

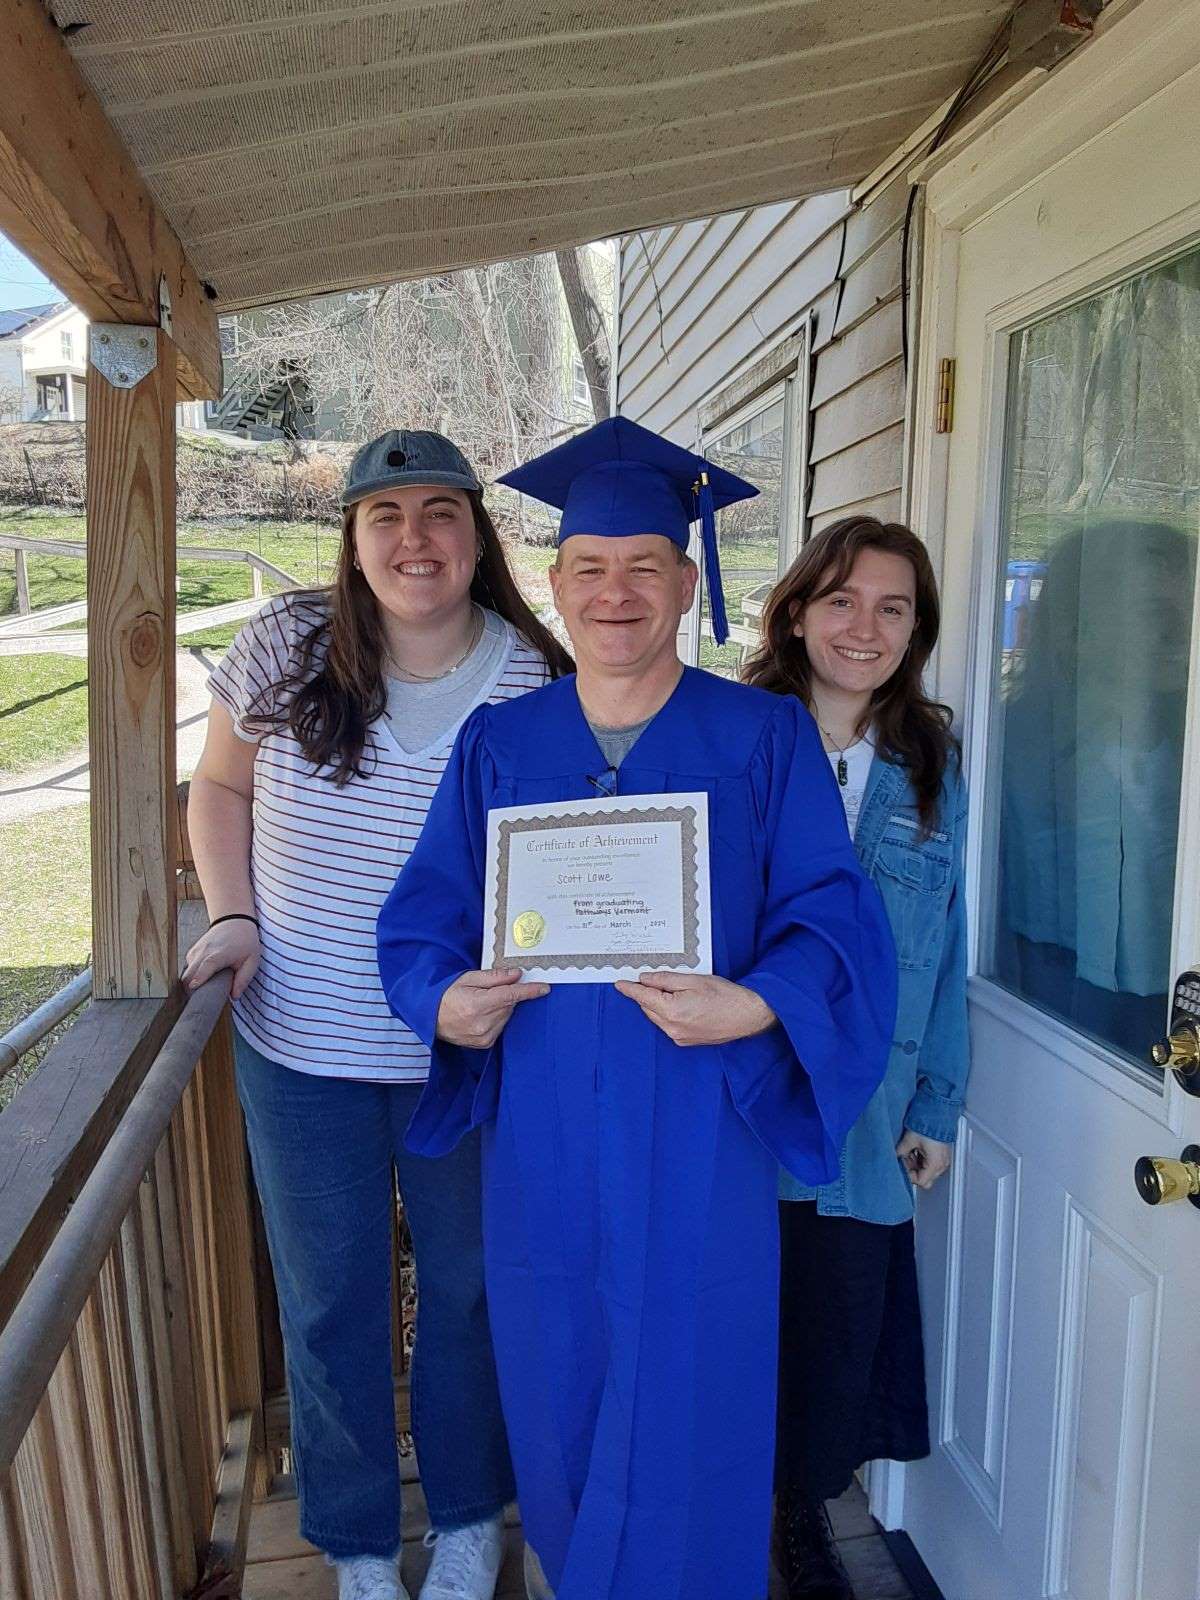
left=697, top=473, right=729, bottom=647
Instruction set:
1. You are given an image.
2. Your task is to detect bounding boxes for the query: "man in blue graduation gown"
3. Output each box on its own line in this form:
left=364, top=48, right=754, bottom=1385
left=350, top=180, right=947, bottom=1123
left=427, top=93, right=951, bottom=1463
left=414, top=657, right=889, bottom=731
left=378, top=417, right=896, bottom=1600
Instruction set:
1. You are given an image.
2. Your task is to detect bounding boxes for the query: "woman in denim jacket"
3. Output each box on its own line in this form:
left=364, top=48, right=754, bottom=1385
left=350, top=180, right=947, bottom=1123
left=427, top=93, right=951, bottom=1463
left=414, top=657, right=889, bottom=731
left=744, top=516, right=969, bottom=1600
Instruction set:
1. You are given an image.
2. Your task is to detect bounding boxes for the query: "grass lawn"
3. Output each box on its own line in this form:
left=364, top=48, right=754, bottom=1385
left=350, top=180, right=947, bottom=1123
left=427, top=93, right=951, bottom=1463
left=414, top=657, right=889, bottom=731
left=0, top=514, right=560, bottom=780
left=0, top=803, right=91, bottom=1108
left=0, top=507, right=341, bottom=651
left=0, top=525, right=559, bottom=1100
left=1, top=506, right=561, bottom=649
left=1007, top=506, right=1199, bottom=560
left=0, top=654, right=89, bottom=774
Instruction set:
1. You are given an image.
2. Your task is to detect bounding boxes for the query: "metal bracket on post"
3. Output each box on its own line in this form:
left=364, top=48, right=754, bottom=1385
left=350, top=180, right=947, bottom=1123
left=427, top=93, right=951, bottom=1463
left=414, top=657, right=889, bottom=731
left=90, top=325, right=159, bottom=389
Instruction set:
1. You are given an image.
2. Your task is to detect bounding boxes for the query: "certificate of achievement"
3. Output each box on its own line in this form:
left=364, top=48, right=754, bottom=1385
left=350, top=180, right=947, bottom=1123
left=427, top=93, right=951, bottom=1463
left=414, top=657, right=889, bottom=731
left=483, top=792, right=712, bottom=984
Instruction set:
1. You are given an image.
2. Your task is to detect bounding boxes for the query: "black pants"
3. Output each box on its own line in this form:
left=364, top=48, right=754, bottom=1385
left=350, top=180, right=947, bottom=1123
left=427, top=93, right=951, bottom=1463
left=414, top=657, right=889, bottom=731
left=775, top=1201, right=930, bottom=1504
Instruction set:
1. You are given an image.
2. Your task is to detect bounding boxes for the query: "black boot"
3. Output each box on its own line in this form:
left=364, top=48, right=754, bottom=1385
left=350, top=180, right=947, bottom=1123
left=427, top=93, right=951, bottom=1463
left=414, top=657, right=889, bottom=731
left=773, top=1491, right=854, bottom=1600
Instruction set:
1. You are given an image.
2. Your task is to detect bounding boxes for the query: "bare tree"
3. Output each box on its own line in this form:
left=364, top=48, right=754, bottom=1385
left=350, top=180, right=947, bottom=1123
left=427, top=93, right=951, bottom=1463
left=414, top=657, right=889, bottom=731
left=1015, top=251, right=1200, bottom=521
left=556, top=247, right=612, bottom=420
left=223, top=254, right=589, bottom=485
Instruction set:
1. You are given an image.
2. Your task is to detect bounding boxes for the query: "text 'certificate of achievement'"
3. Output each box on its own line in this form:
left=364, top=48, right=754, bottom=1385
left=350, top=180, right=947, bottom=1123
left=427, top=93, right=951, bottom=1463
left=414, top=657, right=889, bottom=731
left=483, top=792, right=712, bottom=984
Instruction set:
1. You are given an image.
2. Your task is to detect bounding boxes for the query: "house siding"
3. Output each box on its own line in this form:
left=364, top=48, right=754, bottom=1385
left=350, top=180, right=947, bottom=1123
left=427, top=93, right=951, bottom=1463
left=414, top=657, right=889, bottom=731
left=615, top=176, right=909, bottom=535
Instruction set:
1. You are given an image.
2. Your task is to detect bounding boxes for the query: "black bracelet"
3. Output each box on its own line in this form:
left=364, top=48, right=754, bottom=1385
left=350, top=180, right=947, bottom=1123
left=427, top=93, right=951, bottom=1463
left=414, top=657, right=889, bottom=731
left=209, top=912, right=261, bottom=933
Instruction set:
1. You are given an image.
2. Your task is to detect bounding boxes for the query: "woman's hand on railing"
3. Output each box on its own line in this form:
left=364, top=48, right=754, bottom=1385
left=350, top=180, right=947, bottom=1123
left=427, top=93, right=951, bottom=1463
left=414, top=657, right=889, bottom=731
left=182, top=919, right=261, bottom=999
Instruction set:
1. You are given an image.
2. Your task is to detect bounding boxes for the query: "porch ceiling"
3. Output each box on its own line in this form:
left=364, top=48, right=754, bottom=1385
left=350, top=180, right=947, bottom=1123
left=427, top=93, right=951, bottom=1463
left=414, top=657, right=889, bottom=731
left=57, top=0, right=1009, bottom=310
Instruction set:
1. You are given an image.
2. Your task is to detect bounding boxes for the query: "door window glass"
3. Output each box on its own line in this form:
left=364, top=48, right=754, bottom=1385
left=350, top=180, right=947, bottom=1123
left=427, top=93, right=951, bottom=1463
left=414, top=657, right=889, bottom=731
left=987, top=248, right=1200, bottom=1065
left=700, top=397, right=785, bottom=676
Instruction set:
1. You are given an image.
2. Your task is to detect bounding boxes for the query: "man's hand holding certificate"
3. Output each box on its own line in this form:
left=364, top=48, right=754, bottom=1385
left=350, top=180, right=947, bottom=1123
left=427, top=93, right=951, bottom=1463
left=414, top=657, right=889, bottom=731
left=483, top=792, right=713, bottom=984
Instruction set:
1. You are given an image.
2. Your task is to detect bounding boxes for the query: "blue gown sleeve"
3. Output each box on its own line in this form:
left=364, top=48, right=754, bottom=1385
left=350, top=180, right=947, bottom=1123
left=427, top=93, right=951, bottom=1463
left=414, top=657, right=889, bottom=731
left=727, top=698, right=898, bottom=1185
left=376, top=708, right=499, bottom=1155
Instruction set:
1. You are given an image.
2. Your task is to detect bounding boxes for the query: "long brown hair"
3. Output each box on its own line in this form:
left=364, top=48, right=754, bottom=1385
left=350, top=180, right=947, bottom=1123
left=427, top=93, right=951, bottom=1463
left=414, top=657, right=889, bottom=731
left=742, top=516, right=956, bottom=825
left=255, top=493, right=573, bottom=784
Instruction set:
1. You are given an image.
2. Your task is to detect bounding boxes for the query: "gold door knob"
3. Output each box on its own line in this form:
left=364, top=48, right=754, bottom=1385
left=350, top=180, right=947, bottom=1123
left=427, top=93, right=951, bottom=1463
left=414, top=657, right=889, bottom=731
left=1134, top=1144, right=1200, bottom=1207
left=1150, top=1021, right=1200, bottom=1075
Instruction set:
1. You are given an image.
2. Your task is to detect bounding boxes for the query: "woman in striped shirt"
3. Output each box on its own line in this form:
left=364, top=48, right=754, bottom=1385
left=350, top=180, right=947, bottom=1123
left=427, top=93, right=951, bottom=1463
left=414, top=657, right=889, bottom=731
left=182, top=431, right=571, bottom=1600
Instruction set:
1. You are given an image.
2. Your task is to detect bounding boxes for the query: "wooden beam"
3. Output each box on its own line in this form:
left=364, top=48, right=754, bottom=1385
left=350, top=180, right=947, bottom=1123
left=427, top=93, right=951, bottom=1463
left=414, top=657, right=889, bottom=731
left=0, top=0, right=221, bottom=401
left=263, top=1376, right=412, bottom=1475
left=206, top=1414, right=257, bottom=1574
left=87, top=327, right=178, bottom=999
left=12, top=548, right=29, bottom=614
left=203, top=1409, right=257, bottom=1585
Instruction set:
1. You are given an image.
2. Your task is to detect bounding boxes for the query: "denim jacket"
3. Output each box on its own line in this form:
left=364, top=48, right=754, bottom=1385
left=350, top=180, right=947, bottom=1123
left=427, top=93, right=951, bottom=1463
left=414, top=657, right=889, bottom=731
left=780, top=751, right=970, bottom=1224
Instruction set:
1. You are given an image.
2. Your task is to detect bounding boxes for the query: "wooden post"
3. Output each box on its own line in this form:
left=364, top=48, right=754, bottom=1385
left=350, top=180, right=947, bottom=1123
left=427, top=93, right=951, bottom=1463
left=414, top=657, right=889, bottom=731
left=87, top=327, right=178, bottom=999
left=13, top=548, right=30, bottom=613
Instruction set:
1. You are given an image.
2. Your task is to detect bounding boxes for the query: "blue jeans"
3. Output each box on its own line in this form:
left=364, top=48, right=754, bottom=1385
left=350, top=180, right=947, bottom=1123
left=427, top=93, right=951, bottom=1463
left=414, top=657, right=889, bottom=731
left=235, top=1032, right=516, bottom=1558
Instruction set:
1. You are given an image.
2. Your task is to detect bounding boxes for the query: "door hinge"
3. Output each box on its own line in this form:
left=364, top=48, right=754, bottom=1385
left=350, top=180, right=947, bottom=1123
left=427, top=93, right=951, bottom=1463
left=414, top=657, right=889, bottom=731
left=935, top=358, right=956, bottom=435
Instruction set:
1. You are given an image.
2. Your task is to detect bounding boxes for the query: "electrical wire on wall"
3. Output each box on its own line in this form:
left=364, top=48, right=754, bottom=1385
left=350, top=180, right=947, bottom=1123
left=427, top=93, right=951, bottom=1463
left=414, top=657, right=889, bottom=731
left=898, top=11, right=1017, bottom=375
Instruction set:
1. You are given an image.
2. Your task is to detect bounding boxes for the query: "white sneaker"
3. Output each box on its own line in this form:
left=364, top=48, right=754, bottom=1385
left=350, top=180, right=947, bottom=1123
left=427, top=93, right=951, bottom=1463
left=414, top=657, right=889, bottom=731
left=333, top=1554, right=411, bottom=1600
left=522, top=1542, right=555, bottom=1600
left=419, top=1513, right=505, bottom=1599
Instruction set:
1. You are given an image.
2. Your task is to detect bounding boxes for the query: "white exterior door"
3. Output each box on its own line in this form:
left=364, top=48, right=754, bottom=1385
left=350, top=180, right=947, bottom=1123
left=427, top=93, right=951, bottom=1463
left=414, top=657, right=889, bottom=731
left=900, top=7, right=1200, bottom=1598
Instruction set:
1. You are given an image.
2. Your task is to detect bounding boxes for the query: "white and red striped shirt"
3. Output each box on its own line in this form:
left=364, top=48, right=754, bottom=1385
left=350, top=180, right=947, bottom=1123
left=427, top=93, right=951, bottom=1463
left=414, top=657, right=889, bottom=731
left=208, top=593, right=550, bottom=1082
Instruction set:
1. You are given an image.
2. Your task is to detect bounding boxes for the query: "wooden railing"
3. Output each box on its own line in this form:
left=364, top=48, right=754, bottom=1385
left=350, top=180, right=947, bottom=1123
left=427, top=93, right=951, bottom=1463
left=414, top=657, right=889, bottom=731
left=0, top=967, right=92, bottom=1082
left=0, top=531, right=299, bottom=610
left=0, top=806, right=265, bottom=1598
left=0, top=785, right=417, bottom=1598
left=0, top=532, right=301, bottom=659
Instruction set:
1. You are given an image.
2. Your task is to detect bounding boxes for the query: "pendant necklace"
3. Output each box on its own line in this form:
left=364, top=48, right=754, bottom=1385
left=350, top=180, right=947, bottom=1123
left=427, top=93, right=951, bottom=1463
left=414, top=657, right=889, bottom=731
left=389, top=608, right=482, bottom=683
left=817, top=721, right=864, bottom=787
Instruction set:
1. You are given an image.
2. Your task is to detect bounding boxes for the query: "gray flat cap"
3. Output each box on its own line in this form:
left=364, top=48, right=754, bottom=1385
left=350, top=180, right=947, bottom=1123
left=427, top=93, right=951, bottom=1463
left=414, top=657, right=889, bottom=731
left=341, top=429, right=482, bottom=507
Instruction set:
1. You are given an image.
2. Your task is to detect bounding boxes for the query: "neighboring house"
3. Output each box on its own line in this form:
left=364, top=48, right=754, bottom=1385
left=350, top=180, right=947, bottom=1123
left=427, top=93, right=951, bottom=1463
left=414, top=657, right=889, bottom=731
left=0, top=300, right=207, bottom=429
left=614, top=9, right=1200, bottom=1599
left=0, top=302, right=87, bottom=421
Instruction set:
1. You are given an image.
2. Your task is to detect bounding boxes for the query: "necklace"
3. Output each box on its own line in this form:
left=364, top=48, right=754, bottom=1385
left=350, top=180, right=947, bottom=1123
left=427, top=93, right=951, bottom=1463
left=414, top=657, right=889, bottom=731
left=388, top=608, right=483, bottom=683
left=816, top=720, right=866, bottom=787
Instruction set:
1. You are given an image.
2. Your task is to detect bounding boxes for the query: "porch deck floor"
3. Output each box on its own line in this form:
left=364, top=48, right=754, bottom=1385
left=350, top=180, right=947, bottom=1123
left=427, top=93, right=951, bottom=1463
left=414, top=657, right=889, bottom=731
left=242, top=1457, right=915, bottom=1599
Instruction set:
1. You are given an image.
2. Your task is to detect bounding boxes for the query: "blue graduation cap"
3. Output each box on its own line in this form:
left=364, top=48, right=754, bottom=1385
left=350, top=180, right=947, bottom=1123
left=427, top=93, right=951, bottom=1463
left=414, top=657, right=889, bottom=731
left=497, top=416, right=758, bottom=647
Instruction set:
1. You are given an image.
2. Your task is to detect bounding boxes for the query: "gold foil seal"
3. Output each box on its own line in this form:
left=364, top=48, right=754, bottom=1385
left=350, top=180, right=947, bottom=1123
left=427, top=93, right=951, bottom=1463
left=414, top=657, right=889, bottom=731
left=512, top=910, right=546, bottom=950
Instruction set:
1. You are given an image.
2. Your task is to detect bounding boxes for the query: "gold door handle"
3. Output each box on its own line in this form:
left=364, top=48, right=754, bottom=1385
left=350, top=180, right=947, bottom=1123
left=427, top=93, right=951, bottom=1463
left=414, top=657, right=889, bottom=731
left=1134, top=1144, right=1200, bottom=1208
left=1150, top=1021, right=1200, bottom=1076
